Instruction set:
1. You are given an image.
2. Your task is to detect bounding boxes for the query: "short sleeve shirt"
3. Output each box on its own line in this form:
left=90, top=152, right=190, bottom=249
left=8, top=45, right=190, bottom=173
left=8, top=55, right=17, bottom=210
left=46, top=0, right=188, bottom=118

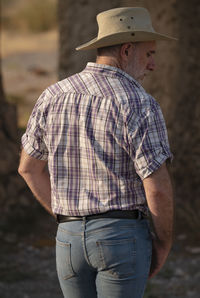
left=22, top=63, right=173, bottom=216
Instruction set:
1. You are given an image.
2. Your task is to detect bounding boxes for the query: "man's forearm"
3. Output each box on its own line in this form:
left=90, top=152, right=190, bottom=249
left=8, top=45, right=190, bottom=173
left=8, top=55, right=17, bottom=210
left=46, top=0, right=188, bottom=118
left=143, top=163, right=174, bottom=278
left=143, top=163, right=174, bottom=247
left=18, top=149, right=55, bottom=217
left=147, top=187, right=174, bottom=248
left=20, top=169, right=54, bottom=217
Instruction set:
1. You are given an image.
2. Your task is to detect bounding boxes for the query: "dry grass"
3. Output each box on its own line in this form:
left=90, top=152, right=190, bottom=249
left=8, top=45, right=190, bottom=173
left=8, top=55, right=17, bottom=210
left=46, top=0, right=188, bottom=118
left=2, top=29, right=58, bottom=128
left=2, top=0, right=57, bottom=33
left=1, top=30, right=58, bottom=58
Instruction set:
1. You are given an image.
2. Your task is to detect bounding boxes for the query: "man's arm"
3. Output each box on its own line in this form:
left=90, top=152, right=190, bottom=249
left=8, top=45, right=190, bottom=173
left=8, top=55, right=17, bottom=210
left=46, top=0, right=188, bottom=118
left=143, top=162, right=174, bottom=278
left=18, top=149, right=55, bottom=217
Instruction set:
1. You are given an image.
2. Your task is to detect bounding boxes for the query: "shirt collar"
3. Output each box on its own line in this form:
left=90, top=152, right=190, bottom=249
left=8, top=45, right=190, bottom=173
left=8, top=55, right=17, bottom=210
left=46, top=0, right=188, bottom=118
left=84, top=62, right=145, bottom=92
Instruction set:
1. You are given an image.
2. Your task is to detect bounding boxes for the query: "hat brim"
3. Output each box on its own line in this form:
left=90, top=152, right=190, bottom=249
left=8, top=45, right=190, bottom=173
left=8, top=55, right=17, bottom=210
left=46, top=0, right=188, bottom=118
left=76, top=31, right=177, bottom=51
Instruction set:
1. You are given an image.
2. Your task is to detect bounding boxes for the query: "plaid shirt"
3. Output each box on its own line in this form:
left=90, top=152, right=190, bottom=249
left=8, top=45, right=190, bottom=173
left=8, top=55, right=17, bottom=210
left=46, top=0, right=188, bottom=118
left=22, top=63, right=172, bottom=216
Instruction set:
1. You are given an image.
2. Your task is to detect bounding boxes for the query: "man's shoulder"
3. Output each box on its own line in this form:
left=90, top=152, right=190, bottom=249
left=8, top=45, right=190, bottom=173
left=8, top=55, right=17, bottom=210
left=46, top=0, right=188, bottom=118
left=139, top=92, right=159, bottom=111
left=121, top=82, right=159, bottom=115
left=45, top=75, right=78, bottom=97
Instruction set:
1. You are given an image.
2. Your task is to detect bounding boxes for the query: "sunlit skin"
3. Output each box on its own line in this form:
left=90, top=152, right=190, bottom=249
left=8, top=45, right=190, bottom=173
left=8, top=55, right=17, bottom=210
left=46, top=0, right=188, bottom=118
left=123, top=41, right=156, bottom=83
left=96, top=41, right=156, bottom=84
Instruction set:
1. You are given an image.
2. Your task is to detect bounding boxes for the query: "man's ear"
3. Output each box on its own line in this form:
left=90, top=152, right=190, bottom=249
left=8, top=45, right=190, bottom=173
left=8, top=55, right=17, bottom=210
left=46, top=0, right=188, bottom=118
left=120, top=43, right=134, bottom=61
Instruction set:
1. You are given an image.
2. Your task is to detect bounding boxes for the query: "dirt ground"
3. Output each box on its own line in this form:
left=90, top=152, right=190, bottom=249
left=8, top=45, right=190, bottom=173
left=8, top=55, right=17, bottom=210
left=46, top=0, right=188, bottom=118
left=0, top=212, right=61, bottom=298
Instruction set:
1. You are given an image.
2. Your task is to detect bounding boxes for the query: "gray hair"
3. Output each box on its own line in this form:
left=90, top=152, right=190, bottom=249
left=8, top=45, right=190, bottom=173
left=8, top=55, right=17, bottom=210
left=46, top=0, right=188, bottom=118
left=96, top=42, right=140, bottom=57
left=96, top=44, right=122, bottom=57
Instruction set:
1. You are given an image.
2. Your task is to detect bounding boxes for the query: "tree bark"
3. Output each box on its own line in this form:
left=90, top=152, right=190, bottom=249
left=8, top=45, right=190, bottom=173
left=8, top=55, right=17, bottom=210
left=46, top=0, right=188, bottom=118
left=0, top=36, right=33, bottom=219
left=171, top=0, right=200, bottom=203
left=58, top=0, right=121, bottom=79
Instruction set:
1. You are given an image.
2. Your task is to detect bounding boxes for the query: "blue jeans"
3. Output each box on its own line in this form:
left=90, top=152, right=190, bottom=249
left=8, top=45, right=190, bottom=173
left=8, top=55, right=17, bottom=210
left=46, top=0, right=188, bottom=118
left=56, top=216, right=152, bottom=298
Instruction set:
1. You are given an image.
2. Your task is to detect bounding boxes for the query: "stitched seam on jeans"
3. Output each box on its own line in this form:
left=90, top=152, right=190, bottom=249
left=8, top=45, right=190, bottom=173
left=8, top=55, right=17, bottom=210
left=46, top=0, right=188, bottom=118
left=96, top=241, right=106, bottom=269
left=58, top=227, right=82, bottom=236
left=86, top=227, right=113, bottom=237
left=97, top=238, right=134, bottom=245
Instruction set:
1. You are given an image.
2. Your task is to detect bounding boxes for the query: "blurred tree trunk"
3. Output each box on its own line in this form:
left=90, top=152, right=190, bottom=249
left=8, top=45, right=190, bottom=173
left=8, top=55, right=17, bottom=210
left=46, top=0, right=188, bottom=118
left=0, top=42, right=32, bottom=220
left=0, top=68, right=5, bottom=102
left=58, top=0, right=121, bottom=79
left=171, top=0, right=200, bottom=208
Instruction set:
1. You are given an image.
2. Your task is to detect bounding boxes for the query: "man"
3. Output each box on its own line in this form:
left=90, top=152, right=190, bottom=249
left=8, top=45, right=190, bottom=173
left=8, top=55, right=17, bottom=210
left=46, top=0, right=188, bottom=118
left=18, top=7, right=176, bottom=298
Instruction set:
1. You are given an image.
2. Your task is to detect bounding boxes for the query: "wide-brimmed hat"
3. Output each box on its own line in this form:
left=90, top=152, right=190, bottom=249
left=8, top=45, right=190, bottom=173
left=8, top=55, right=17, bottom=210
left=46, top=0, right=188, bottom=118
left=76, top=7, right=177, bottom=51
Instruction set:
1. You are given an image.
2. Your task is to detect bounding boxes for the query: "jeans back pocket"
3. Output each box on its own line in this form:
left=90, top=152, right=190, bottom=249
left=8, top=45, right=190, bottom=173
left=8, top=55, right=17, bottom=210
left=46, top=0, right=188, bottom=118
left=56, top=238, right=76, bottom=280
left=96, top=238, right=136, bottom=278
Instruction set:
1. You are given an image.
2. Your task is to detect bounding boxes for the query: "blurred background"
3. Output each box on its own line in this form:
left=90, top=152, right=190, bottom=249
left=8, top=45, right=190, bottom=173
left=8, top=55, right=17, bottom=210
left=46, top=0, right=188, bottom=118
left=0, top=0, right=200, bottom=297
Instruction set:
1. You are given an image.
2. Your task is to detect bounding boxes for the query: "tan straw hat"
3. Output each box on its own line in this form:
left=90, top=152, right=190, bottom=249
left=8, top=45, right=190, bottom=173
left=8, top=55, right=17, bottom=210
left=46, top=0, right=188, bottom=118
left=76, top=7, right=177, bottom=51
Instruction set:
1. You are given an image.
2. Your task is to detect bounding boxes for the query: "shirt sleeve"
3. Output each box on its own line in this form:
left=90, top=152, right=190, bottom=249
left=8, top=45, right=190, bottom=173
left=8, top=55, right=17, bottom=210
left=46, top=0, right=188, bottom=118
left=128, top=102, right=173, bottom=180
left=21, top=91, right=49, bottom=160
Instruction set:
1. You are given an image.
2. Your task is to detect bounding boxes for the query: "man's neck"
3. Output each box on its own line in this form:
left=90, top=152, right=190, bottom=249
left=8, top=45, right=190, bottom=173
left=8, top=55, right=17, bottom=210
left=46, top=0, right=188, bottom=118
left=96, top=56, right=123, bottom=70
left=96, top=55, right=143, bottom=85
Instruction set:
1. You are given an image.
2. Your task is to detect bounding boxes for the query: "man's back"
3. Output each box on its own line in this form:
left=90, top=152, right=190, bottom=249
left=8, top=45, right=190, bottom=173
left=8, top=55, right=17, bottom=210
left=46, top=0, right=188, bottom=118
left=22, top=63, right=171, bottom=216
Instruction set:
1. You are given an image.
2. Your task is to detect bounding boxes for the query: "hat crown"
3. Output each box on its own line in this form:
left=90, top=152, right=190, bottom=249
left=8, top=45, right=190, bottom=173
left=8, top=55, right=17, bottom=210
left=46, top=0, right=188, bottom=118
left=97, top=7, right=155, bottom=38
left=76, top=7, right=177, bottom=51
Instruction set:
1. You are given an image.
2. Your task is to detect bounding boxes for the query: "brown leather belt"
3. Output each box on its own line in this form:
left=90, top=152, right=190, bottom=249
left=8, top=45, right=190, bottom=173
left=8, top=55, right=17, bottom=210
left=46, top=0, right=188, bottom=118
left=56, top=210, right=145, bottom=223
